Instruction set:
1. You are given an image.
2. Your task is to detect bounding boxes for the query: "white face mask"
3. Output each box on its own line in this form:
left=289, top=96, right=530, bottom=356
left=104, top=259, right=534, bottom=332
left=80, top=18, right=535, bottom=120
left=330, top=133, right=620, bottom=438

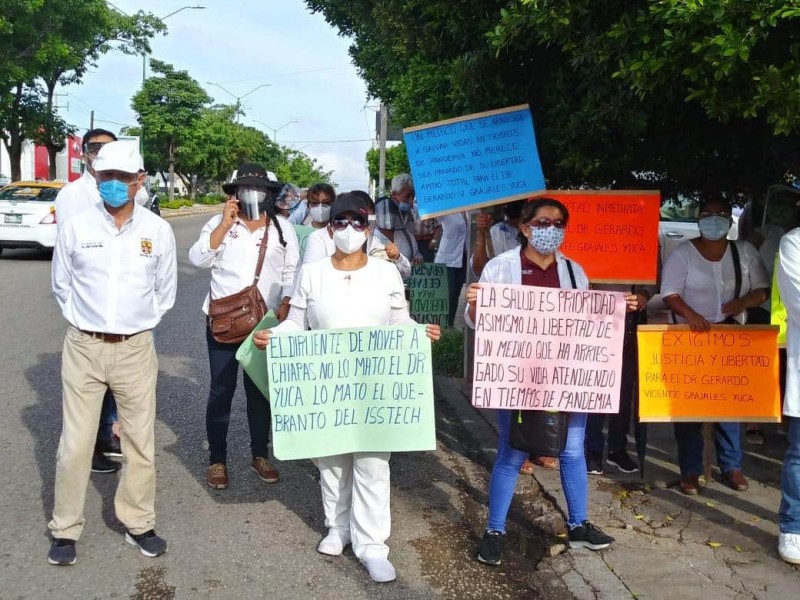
left=134, top=186, right=149, bottom=206
left=332, top=225, right=366, bottom=254
left=310, top=204, right=331, bottom=223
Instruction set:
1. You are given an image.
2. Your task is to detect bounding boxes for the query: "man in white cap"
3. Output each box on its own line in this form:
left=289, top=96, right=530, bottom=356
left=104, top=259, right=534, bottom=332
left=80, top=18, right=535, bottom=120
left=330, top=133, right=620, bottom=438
left=48, top=141, right=177, bottom=566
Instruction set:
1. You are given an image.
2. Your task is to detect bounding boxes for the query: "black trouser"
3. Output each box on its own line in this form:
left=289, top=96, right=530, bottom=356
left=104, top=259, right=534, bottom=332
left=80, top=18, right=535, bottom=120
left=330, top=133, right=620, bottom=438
left=585, top=311, right=641, bottom=454
left=205, top=324, right=270, bottom=464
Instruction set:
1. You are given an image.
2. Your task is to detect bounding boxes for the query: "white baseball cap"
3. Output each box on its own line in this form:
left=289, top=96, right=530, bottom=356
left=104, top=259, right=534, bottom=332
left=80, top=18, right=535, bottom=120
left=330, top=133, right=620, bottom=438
left=93, top=141, right=142, bottom=174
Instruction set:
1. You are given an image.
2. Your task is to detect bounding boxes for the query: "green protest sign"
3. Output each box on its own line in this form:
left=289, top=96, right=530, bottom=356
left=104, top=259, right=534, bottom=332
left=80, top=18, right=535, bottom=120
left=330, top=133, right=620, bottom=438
left=236, top=311, right=280, bottom=398
left=408, top=263, right=449, bottom=325
left=266, top=324, right=436, bottom=460
left=293, top=225, right=315, bottom=260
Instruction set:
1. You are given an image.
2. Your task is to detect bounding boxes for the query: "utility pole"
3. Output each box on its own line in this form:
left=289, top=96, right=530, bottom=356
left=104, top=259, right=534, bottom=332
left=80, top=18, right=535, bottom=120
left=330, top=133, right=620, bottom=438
left=378, top=103, right=388, bottom=195
left=90, top=110, right=94, bottom=129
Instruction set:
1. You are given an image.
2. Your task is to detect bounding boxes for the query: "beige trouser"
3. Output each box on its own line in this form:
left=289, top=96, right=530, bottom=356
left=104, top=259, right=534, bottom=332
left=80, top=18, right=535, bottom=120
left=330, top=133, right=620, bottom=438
left=48, top=326, right=158, bottom=540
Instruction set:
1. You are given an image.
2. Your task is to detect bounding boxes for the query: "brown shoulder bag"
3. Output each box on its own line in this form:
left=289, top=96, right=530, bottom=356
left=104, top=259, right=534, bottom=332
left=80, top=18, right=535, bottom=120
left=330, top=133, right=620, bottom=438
left=207, top=228, right=269, bottom=344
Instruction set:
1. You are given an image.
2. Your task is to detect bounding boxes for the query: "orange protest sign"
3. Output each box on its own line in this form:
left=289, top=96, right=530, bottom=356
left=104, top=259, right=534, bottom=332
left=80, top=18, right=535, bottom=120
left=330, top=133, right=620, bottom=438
left=548, top=190, right=660, bottom=284
left=637, top=325, right=780, bottom=423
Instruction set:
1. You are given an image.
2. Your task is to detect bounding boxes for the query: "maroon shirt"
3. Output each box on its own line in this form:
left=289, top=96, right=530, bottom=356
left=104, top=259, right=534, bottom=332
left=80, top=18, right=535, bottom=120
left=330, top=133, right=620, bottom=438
left=520, top=249, right=561, bottom=288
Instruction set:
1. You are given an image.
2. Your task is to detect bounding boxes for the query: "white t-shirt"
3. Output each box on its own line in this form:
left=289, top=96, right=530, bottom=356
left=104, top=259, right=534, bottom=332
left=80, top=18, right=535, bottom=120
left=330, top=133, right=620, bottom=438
left=434, top=212, right=467, bottom=268
left=55, top=171, right=98, bottom=231
left=661, top=239, right=769, bottom=324
left=288, top=257, right=409, bottom=330
left=303, top=226, right=336, bottom=264
left=489, top=221, right=519, bottom=255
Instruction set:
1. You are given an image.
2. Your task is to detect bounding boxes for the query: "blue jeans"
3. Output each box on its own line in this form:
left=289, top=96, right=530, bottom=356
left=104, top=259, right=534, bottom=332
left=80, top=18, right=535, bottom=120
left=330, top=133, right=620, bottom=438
left=205, top=324, right=271, bottom=464
left=672, top=422, right=742, bottom=476
left=96, top=389, right=117, bottom=443
left=779, top=417, right=800, bottom=534
left=488, top=410, right=588, bottom=531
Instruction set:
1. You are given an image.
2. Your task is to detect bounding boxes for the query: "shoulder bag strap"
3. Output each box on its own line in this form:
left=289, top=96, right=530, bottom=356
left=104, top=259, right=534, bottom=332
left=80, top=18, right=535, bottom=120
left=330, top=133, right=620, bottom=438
left=253, top=225, right=270, bottom=285
left=730, top=240, right=742, bottom=299
left=566, top=259, right=577, bottom=289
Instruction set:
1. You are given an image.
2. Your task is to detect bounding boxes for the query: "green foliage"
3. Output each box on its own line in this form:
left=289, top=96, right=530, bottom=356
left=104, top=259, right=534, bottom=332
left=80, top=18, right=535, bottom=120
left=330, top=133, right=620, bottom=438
left=431, top=328, right=464, bottom=378
left=198, top=193, right=226, bottom=205
left=307, top=0, right=800, bottom=199
left=275, top=148, right=333, bottom=187
left=366, top=143, right=411, bottom=194
left=158, top=198, right=194, bottom=210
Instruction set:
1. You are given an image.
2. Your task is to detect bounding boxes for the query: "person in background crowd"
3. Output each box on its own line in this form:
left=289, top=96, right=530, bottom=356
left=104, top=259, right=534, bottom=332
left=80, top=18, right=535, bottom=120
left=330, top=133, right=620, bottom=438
left=303, top=191, right=411, bottom=279
left=274, top=183, right=304, bottom=223
left=415, top=210, right=437, bottom=262
left=54, top=128, right=122, bottom=475
left=303, top=182, right=335, bottom=229
left=776, top=226, right=800, bottom=565
left=661, top=197, right=769, bottom=495
left=472, top=200, right=525, bottom=276
left=465, top=198, right=638, bottom=566
left=48, top=141, right=177, bottom=566
left=188, top=163, right=299, bottom=491
left=430, top=211, right=467, bottom=327
left=253, top=192, right=441, bottom=583
left=379, top=173, right=423, bottom=264
left=585, top=282, right=655, bottom=475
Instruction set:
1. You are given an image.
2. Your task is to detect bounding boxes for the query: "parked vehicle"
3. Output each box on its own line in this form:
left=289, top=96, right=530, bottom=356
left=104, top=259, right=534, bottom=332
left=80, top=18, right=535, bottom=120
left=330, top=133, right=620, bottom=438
left=0, top=181, right=64, bottom=255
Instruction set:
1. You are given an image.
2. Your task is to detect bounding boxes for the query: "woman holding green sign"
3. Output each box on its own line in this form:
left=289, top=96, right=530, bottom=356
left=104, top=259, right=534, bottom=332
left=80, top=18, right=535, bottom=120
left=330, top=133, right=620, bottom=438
left=465, top=198, right=640, bottom=566
left=254, top=192, right=441, bottom=583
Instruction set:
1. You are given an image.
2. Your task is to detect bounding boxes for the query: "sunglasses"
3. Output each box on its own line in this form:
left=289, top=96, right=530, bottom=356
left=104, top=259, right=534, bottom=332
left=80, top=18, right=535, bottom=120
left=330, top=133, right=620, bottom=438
left=331, top=217, right=367, bottom=232
left=83, top=142, right=109, bottom=155
left=527, top=217, right=568, bottom=229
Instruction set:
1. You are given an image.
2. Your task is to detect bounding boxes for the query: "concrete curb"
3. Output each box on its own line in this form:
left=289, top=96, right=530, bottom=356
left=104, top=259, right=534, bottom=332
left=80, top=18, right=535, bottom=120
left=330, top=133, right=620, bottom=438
left=160, top=204, right=223, bottom=220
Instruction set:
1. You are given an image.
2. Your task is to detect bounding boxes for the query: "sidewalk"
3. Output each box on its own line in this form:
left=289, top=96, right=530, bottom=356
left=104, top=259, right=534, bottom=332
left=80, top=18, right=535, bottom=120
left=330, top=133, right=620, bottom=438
left=436, top=375, right=799, bottom=599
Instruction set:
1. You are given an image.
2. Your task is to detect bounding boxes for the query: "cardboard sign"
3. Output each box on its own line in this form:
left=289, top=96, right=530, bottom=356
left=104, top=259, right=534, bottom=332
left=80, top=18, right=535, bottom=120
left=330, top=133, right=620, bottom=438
left=408, top=263, right=449, bottom=325
left=403, top=105, right=545, bottom=219
left=637, top=325, right=781, bottom=422
left=770, top=257, right=787, bottom=347
left=266, top=325, right=436, bottom=460
left=549, top=190, right=660, bottom=284
left=472, top=283, right=627, bottom=413
left=235, top=311, right=281, bottom=398
left=293, top=225, right=314, bottom=260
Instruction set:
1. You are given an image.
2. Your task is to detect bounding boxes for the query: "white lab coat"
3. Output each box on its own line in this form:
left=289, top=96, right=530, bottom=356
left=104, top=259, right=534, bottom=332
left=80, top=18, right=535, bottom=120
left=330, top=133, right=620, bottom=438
left=777, top=228, right=800, bottom=417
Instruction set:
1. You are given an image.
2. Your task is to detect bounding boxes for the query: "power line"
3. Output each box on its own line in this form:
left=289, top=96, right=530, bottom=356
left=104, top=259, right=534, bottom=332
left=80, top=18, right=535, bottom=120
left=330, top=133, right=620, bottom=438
left=214, top=65, right=350, bottom=85
left=281, top=138, right=373, bottom=144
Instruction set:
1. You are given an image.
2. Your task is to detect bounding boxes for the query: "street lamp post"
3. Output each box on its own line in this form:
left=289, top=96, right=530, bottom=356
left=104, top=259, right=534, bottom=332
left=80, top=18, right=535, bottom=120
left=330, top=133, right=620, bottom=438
left=254, top=119, right=299, bottom=142
left=206, top=83, right=271, bottom=122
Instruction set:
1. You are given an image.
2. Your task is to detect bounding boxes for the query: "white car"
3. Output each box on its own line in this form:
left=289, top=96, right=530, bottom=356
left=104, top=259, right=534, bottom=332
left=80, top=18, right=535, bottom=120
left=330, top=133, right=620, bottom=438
left=0, top=181, right=63, bottom=255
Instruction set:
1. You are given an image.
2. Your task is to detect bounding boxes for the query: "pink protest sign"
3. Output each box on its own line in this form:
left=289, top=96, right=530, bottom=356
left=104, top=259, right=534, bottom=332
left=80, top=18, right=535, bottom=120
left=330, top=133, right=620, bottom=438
left=472, top=283, right=627, bottom=413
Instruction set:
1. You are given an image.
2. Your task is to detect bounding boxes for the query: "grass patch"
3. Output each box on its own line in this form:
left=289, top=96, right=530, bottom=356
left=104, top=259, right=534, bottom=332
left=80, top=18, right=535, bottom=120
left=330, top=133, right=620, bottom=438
left=159, top=198, right=194, bottom=210
left=432, top=327, right=464, bottom=377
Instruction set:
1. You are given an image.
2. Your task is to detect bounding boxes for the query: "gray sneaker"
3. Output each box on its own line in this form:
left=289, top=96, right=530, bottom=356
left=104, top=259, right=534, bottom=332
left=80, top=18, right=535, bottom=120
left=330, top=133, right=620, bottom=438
left=125, top=530, right=167, bottom=557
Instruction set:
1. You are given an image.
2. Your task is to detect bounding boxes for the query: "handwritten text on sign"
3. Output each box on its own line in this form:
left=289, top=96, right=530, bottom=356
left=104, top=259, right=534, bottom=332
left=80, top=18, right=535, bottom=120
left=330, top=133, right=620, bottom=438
left=637, top=325, right=780, bottom=423
left=408, top=263, right=449, bottom=325
left=549, top=190, right=660, bottom=285
left=266, top=325, right=436, bottom=460
left=472, top=283, right=626, bottom=413
left=403, top=105, right=545, bottom=219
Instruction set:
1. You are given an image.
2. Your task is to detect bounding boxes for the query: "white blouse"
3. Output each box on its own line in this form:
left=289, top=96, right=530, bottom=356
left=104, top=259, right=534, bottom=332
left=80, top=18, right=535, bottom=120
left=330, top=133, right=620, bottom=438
left=188, top=214, right=300, bottom=315
left=661, top=240, right=769, bottom=324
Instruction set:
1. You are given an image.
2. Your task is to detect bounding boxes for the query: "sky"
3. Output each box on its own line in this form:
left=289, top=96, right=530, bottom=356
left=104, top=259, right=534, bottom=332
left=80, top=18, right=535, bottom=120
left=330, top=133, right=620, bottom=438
left=59, top=0, right=376, bottom=190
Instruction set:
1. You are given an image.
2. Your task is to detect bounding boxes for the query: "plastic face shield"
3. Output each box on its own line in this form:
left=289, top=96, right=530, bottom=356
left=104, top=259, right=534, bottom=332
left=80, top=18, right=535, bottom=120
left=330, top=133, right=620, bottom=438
left=237, top=187, right=266, bottom=220
left=274, top=184, right=301, bottom=211
left=374, top=198, right=404, bottom=231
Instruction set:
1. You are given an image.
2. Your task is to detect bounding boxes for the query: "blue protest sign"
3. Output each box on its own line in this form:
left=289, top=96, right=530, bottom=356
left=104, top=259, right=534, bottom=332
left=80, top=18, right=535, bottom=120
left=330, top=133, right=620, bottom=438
left=403, top=104, right=545, bottom=219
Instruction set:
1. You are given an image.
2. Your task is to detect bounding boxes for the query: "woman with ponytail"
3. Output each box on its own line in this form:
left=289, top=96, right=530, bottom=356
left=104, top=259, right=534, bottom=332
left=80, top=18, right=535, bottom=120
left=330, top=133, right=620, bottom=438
left=189, top=163, right=299, bottom=491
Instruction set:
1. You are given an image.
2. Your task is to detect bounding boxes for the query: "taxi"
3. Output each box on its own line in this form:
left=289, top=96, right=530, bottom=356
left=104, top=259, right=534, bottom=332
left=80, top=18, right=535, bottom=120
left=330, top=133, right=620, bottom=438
left=0, top=180, right=64, bottom=255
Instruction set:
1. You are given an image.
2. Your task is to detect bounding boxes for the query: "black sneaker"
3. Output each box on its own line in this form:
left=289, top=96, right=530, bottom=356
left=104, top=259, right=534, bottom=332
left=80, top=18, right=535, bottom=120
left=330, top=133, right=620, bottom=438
left=125, top=530, right=167, bottom=557
left=91, top=452, right=120, bottom=474
left=48, top=538, right=77, bottom=566
left=568, top=521, right=614, bottom=550
left=586, top=452, right=604, bottom=475
left=606, top=450, right=638, bottom=474
left=477, top=530, right=505, bottom=566
left=97, top=434, right=122, bottom=458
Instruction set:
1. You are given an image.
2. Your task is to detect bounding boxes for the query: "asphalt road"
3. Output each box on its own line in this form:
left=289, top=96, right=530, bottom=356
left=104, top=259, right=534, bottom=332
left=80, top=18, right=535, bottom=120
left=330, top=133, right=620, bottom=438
left=0, top=215, right=554, bottom=600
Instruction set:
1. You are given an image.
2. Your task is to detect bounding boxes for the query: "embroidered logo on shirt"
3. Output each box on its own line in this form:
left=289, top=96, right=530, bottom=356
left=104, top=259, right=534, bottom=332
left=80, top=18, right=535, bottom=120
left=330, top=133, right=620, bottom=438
left=80, top=241, right=104, bottom=249
left=228, top=229, right=239, bottom=239
left=140, top=239, right=153, bottom=255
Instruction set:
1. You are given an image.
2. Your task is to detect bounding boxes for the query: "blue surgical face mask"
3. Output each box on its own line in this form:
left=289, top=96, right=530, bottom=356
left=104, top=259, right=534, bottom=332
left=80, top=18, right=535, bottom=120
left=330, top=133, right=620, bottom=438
left=98, top=179, right=132, bottom=208
left=398, top=202, right=412, bottom=213
left=698, top=215, right=730, bottom=241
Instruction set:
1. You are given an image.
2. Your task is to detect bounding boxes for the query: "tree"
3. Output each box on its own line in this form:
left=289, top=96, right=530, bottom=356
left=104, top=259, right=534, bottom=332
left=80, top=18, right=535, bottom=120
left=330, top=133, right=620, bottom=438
left=306, top=0, right=800, bottom=200
left=366, top=143, right=410, bottom=194
left=0, top=0, right=163, bottom=179
left=274, top=148, right=333, bottom=187
left=131, top=59, right=210, bottom=200
left=0, top=83, right=48, bottom=181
